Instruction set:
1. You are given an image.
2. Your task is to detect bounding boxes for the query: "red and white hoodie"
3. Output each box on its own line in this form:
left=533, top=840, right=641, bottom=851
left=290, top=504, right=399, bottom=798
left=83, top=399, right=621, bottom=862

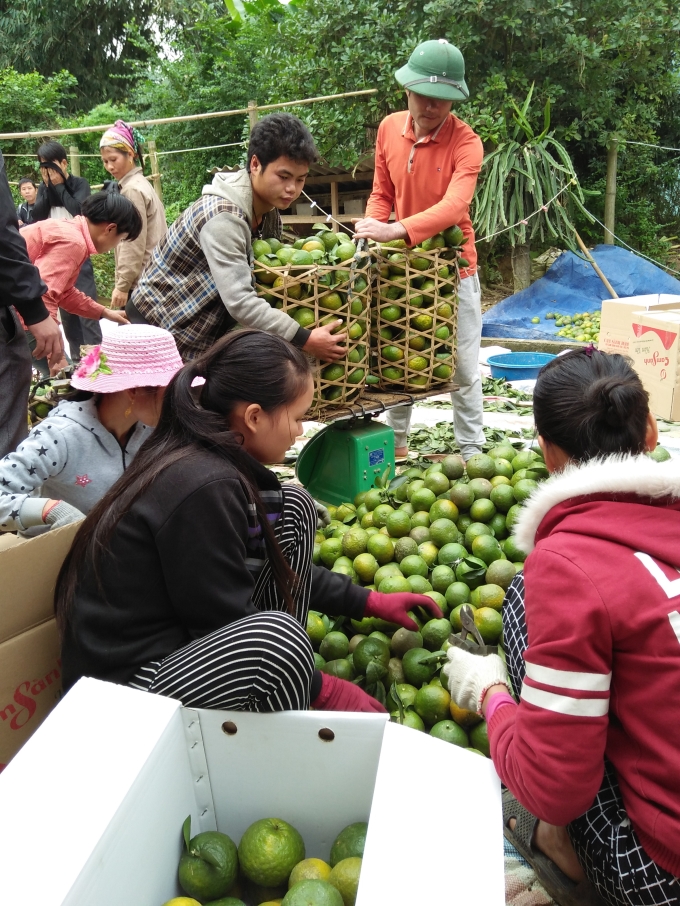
left=490, top=453, right=680, bottom=877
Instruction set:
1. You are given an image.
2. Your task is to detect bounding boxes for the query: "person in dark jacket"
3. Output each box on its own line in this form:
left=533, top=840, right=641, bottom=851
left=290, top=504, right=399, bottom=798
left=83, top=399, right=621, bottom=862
left=0, top=150, right=63, bottom=457
left=16, top=177, right=37, bottom=225
left=56, top=330, right=441, bottom=713
left=32, top=140, right=102, bottom=361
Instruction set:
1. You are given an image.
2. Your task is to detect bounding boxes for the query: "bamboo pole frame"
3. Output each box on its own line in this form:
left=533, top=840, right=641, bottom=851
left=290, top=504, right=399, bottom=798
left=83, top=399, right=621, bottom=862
left=604, top=139, right=618, bottom=245
left=0, top=89, right=378, bottom=141
left=147, top=140, right=163, bottom=202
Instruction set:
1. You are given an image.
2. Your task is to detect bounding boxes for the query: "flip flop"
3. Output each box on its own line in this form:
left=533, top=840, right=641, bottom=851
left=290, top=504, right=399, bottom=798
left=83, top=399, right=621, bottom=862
left=502, top=790, right=607, bottom=906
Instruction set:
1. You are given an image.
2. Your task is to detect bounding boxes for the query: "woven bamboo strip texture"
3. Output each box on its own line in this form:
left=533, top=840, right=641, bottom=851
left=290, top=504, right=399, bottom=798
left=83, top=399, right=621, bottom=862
left=371, top=246, right=460, bottom=391
left=255, top=252, right=372, bottom=417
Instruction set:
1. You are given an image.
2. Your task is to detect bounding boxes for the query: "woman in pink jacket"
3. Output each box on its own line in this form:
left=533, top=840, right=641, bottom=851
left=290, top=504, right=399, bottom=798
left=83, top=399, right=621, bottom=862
left=445, top=349, right=680, bottom=906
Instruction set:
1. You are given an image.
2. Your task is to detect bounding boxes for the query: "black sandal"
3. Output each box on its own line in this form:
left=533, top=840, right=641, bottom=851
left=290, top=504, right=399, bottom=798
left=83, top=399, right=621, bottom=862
left=503, top=790, right=607, bottom=906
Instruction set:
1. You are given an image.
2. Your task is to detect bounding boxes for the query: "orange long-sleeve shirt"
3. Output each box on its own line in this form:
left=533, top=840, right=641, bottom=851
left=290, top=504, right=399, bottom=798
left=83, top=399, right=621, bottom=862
left=21, top=216, right=104, bottom=322
left=365, top=111, right=483, bottom=276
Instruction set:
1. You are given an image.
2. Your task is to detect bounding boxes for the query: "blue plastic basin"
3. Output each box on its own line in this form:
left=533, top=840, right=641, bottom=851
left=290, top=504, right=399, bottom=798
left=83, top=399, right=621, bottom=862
left=486, top=352, right=556, bottom=381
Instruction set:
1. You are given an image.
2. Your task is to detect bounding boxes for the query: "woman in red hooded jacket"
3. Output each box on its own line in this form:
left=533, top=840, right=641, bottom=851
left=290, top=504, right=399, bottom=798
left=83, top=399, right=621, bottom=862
left=444, top=348, right=680, bottom=906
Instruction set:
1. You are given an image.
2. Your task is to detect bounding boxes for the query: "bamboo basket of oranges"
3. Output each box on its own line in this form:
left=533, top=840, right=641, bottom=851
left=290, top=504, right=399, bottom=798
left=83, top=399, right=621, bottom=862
left=370, top=226, right=468, bottom=391
left=254, top=226, right=372, bottom=416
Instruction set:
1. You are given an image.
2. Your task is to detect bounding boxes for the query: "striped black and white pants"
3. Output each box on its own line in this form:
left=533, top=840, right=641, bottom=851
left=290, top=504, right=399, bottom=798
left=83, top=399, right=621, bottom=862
left=503, top=573, right=680, bottom=906
left=129, top=486, right=317, bottom=712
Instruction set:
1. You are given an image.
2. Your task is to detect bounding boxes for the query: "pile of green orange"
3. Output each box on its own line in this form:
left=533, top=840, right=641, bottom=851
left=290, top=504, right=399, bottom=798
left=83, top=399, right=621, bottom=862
left=371, top=225, right=467, bottom=389
left=310, top=443, right=549, bottom=746
left=253, top=225, right=369, bottom=404
left=546, top=309, right=601, bottom=343
left=28, top=375, right=72, bottom=424
left=164, top=816, right=366, bottom=906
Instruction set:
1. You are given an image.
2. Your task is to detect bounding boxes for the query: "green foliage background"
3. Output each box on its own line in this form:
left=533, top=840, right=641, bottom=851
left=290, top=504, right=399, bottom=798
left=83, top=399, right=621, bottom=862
left=2, top=0, right=679, bottom=269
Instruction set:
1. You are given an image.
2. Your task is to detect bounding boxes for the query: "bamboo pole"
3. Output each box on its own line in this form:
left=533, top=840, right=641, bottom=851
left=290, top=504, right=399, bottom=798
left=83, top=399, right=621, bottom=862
left=574, top=229, right=618, bottom=298
left=604, top=139, right=618, bottom=245
left=248, top=100, right=259, bottom=131
left=0, top=89, right=379, bottom=141
left=330, top=182, right=340, bottom=233
left=69, top=145, right=81, bottom=177
left=147, top=140, right=162, bottom=202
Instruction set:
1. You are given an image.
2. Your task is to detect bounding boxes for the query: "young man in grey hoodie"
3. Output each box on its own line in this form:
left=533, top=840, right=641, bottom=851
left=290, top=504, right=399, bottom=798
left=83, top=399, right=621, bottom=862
left=127, top=113, right=346, bottom=362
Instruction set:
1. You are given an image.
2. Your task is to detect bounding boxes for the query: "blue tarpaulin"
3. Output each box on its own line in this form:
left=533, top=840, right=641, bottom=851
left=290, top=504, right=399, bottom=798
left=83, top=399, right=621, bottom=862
left=482, top=245, right=680, bottom=340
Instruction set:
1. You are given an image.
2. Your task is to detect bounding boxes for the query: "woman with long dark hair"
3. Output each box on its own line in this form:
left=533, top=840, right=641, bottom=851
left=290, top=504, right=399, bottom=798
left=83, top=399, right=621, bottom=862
left=444, top=349, right=680, bottom=905
left=56, top=330, right=440, bottom=713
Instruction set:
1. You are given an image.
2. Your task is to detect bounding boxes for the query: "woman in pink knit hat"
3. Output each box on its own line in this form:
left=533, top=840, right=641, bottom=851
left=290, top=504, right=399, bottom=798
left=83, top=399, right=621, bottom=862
left=0, top=324, right=182, bottom=534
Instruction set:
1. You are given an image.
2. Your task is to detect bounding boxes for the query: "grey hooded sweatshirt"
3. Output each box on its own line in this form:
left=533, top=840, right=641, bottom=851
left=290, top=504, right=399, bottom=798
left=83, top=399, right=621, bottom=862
left=0, top=397, right=150, bottom=532
left=129, top=168, right=310, bottom=360
left=200, top=170, right=310, bottom=345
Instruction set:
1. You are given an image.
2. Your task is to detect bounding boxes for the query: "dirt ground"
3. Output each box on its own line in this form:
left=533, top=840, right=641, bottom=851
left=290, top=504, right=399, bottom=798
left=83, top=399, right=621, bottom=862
left=481, top=282, right=510, bottom=313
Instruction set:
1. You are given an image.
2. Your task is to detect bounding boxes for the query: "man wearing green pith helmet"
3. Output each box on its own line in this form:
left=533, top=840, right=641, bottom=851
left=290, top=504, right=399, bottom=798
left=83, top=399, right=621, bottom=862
left=355, top=39, right=484, bottom=460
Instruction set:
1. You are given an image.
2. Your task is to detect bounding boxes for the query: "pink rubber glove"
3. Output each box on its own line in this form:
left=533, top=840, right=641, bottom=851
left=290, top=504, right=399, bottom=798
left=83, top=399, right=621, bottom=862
left=365, top=591, right=443, bottom=631
left=312, top=673, right=387, bottom=713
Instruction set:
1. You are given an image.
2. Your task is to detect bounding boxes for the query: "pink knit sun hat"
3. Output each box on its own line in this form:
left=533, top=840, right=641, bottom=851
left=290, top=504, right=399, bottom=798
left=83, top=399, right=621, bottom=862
left=70, top=324, right=184, bottom=393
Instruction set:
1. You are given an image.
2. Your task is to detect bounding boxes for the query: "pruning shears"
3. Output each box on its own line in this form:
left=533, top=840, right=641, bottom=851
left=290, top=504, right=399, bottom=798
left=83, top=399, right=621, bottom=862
left=448, top=604, right=498, bottom=657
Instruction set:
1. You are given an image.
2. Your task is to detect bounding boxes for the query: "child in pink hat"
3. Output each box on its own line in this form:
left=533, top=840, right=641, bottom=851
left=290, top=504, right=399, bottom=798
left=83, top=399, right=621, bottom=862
left=0, top=324, right=183, bottom=535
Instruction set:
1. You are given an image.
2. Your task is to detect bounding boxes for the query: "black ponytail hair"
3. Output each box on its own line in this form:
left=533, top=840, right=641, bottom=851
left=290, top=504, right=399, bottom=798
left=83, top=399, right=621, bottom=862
left=55, top=330, right=313, bottom=632
left=533, top=348, right=650, bottom=462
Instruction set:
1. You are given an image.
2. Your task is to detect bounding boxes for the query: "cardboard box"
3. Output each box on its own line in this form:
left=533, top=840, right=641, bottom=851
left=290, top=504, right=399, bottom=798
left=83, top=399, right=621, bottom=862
left=0, top=678, right=504, bottom=905
left=599, top=294, right=680, bottom=356
left=0, top=521, right=80, bottom=768
left=629, top=309, right=680, bottom=420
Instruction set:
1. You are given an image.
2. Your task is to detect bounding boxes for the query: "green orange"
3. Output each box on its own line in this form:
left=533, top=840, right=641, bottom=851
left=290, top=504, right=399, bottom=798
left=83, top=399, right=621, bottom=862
left=429, top=498, right=459, bottom=522
left=469, top=497, right=496, bottom=523
left=445, top=583, right=471, bottom=610
left=429, top=719, right=469, bottom=747
left=465, top=454, right=496, bottom=480
left=366, top=532, right=395, bottom=564
left=410, top=487, right=437, bottom=512
left=471, top=534, right=504, bottom=565
left=385, top=509, right=412, bottom=538
left=414, top=683, right=451, bottom=725
left=238, top=818, right=305, bottom=888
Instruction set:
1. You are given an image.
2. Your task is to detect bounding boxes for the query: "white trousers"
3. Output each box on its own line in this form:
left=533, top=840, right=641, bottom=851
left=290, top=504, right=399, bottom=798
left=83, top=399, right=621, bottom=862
left=386, top=272, right=484, bottom=459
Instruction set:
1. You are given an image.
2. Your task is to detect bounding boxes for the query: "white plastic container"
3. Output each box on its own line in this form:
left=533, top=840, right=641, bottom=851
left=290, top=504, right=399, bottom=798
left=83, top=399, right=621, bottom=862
left=0, top=678, right=504, bottom=905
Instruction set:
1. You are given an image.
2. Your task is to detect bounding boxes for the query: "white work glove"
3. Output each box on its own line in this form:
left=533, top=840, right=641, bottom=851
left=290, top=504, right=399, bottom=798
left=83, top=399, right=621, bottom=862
left=314, top=500, right=331, bottom=529
left=442, top=645, right=510, bottom=714
left=44, top=501, right=86, bottom=529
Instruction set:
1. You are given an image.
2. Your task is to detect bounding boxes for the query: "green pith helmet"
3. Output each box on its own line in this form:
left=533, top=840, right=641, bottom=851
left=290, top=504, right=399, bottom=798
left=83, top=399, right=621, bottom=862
left=395, top=39, right=469, bottom=102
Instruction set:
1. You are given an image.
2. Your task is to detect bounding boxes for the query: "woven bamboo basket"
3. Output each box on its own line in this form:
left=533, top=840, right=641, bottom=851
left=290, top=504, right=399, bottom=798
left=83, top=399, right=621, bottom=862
left=371, top=245, right=459, bottom=391
left=254, top=245, right=372, bottom=416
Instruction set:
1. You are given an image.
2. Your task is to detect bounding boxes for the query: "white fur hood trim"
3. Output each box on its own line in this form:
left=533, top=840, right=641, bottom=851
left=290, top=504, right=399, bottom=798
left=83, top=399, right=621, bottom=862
left=513, top=453, right=680, bottom=554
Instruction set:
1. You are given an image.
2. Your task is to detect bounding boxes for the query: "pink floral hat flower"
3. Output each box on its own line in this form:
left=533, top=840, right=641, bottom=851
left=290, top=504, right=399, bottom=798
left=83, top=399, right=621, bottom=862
left=75, top=346, right=112, bottom=382
left=70, top=324, right=184, bottom=393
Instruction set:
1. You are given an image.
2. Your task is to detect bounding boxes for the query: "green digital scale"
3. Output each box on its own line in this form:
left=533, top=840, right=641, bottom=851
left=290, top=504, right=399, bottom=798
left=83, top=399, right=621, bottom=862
left=296, top=417, right=396, bottom=506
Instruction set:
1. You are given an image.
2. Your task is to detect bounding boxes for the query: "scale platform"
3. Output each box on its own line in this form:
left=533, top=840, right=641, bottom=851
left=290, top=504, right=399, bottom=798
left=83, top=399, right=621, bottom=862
left=296, top=384, right=457, bottom=505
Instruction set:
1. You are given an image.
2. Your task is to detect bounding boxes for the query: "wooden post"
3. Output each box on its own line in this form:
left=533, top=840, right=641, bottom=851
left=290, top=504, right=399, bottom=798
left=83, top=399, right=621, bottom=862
left=604, top=139, right=618, bottom=245
left=69, top=145, right=80, bottom=177
left=248, top=100, right=259, bottom=131
left=147, top=140, right=163, bottom=202
left=330, top=182, right=340, bottom=233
